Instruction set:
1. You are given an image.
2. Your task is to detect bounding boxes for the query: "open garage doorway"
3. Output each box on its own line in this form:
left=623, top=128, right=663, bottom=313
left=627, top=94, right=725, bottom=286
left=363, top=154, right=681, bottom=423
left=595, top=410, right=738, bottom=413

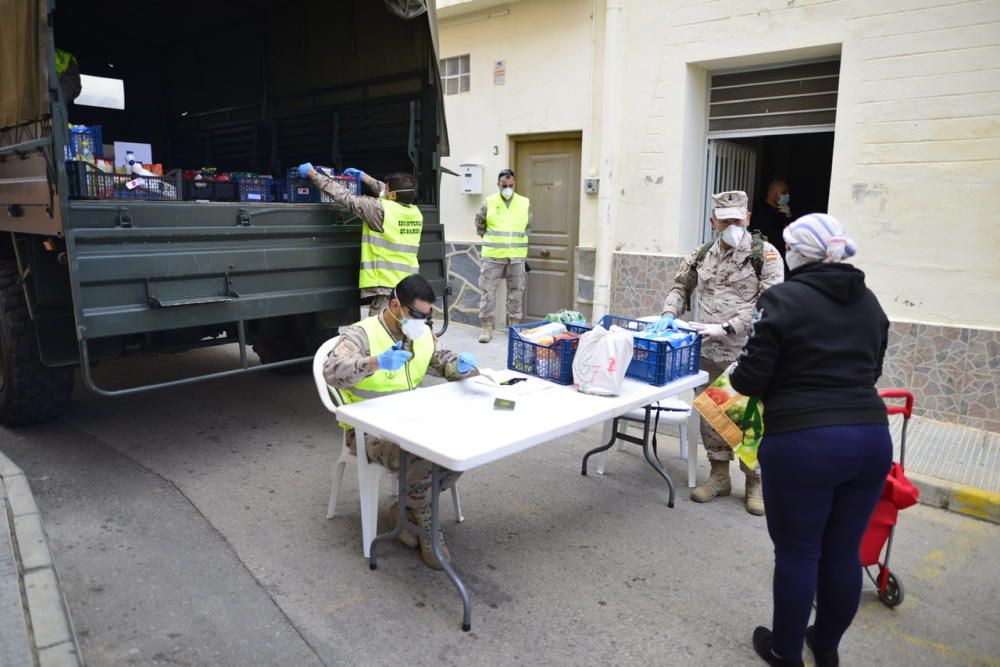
left=702, top=59, right=840, bottom=252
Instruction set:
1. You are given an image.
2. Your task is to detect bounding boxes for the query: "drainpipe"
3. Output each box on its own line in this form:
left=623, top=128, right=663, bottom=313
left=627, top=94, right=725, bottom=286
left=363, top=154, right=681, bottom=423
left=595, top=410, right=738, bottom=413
left=592, top=0, right=624, bottom=321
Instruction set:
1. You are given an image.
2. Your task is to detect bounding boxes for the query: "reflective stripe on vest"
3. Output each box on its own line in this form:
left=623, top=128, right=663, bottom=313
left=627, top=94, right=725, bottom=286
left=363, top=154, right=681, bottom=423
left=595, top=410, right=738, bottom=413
left=359, top=199, right=423, bottom=289
left=482, top=192, right=530, bottom=259
left=335, top=315, right=434, bottom=429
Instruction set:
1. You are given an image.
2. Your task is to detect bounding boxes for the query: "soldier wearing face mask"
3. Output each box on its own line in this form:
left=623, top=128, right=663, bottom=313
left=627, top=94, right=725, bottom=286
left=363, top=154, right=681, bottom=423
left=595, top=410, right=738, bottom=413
left=300, top=163, right=423, bottom=316
left=648, top=190, right=784, bottom=515
left=475, top=168, right=533, bottom=343
left=322, top=274, right=478, bottom=569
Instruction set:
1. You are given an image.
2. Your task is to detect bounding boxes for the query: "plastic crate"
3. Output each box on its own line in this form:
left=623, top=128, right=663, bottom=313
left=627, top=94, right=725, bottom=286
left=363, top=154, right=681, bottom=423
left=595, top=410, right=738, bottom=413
left=286, top=173, right=321, bottom=203
left=507, top=321, right=591, bottom=385
left=66, top=161, right=180, bottom=201
left=597, top=315, right=702, bottom=386
left=234, top=175, right=274, bottom=202
left=66, top=124, right=103, bottom=159
left=182, top=179, right=238, bottom=202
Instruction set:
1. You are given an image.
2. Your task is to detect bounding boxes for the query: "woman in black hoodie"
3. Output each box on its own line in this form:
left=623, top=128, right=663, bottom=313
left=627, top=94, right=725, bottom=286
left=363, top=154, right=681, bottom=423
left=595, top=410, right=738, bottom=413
left=730, top=214, right=892, bottom=667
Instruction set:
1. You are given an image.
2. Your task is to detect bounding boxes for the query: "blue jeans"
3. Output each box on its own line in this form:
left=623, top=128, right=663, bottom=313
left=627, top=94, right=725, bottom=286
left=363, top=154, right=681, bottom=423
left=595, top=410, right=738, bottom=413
left=759, top=424, right=892, bottom=659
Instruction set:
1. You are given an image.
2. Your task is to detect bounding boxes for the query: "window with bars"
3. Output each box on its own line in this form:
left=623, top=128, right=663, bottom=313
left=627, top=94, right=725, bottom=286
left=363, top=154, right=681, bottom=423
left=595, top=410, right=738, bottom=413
left=440, top=55, right=470, bottom=95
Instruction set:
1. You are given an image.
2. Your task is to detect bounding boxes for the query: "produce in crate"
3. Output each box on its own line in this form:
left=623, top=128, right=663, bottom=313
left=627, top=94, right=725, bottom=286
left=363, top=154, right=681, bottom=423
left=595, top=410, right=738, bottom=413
left=692, top=363, right=764, bottom=469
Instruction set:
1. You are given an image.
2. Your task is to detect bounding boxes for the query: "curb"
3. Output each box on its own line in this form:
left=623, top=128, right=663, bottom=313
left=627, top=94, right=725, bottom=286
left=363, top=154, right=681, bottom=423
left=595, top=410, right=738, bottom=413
left=0, top=451, right=83, bottom=666
left=910, top=470, right=1000, bottom=525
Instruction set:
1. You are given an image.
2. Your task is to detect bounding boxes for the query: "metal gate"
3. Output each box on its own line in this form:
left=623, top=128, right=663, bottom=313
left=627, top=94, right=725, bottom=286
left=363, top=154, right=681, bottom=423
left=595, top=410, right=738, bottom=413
left=702, top=139, right=757, bottom=243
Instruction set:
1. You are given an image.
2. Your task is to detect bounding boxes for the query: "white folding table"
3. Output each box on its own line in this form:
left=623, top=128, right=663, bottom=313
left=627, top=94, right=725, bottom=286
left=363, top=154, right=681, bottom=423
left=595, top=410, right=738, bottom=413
left=334, top=369, right=708, bottom=631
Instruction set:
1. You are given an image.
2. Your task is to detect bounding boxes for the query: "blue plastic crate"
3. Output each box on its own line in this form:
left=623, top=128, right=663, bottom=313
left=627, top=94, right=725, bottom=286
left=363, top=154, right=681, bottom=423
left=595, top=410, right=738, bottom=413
left=235, top=175, right=274, bottom=202
left=286, top=172, right=321, bottom=203
left=66, top=124, right=103, bottom=159
left=507, top=321, right=590, bottom=385
left=66, top=161, right=180, bottom=201
left=597, top=315, right=702, bottom=386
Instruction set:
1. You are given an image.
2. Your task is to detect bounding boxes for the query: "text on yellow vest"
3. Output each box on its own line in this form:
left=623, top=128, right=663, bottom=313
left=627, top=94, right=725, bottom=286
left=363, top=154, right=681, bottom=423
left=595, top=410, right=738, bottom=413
left=359, top=199, right=424, bottom=289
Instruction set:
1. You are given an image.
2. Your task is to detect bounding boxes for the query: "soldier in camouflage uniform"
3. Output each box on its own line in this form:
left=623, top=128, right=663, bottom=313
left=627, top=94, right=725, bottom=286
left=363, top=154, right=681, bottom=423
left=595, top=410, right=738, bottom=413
left=475, top=169, right=533, bottom=342
left=305, top=165, right=420, bottom=316
left=323, top=274, right=478, bottom=569
left=657, top=190, right=784, bottom=515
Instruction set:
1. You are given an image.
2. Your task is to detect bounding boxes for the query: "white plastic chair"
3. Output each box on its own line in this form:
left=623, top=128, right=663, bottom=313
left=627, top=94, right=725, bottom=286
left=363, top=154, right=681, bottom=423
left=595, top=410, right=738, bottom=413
left=596, top=398, right=698, bottom=488
left=312, top=337, right=464, bottom=558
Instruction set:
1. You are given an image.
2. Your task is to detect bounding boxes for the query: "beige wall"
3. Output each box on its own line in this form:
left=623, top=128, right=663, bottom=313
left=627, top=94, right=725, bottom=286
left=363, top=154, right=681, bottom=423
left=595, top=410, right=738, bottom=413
left=437, top=0, right=599, bottom=245
left=439, top=0, right=1000, bottom=329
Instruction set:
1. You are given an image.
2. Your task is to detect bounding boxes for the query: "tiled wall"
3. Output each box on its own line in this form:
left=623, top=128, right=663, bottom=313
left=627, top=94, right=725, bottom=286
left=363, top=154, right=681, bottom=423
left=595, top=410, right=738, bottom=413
left=443, top=243, right=597, bottom=326
left=610, top=252, right=1000, bottom=433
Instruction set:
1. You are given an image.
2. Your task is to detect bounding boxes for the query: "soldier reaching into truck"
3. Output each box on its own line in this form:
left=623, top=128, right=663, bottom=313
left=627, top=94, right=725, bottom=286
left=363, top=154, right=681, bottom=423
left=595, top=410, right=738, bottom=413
left=300, top=163, right=424, bottom=317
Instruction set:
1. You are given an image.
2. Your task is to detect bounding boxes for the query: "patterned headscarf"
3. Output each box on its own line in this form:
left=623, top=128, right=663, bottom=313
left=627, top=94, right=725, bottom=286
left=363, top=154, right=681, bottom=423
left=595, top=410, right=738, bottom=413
left=783, top=213, right=857, bottom=263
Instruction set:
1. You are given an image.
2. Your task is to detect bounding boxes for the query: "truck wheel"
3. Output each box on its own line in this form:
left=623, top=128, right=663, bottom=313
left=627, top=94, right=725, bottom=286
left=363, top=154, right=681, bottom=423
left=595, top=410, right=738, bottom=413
left=0, top=264, right=74, bottom=425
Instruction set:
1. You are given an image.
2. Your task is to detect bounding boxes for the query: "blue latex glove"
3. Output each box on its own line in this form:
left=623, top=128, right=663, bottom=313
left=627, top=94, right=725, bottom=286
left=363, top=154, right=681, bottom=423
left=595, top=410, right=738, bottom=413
left=644, top=314, right=676, bottom=333
left=376, top=341, right=412, bottom=371
left=297, top=162, right=313, bottom=178
left=342, top=167, right=366, bottom=181
left=456, top=352, right=477, bottom=374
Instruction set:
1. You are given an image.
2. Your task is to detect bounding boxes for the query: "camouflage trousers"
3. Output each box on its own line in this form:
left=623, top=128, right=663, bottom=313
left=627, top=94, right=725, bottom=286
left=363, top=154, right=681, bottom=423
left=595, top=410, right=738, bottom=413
left=345, top=429, right=461, bottom=514
left=479, top=260, right=526, bottom=321
left=698, top=357, right=756, bottom=473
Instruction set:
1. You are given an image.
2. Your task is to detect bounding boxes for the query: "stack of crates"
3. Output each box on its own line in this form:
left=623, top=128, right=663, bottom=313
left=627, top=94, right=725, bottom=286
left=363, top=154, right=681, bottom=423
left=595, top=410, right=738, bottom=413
left=286, top=168, right=361, bottom=203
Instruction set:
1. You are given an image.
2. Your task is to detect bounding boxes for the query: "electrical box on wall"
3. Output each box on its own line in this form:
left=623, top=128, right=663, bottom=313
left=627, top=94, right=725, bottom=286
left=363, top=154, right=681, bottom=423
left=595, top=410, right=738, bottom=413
left=459, top=164, right=483, bottom=195
left=583, top=178, right=599, bottom=194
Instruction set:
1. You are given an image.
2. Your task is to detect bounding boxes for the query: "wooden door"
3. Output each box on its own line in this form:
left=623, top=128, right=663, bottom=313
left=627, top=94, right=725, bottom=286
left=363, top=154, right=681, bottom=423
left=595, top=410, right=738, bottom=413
left=514, top=138, right=581, bottom=321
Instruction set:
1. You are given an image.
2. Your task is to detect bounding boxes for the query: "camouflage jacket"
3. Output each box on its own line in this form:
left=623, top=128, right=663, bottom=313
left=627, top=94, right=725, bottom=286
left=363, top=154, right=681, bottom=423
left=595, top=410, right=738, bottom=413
left=323, top=312, right=476, bottom=389
left=662, top=233, right=784, bottom=364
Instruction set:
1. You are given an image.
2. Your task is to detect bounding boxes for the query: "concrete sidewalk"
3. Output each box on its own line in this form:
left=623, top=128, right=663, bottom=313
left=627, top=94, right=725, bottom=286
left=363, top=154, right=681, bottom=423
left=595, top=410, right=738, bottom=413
left=450, top=321, right=1000, bottom=524
left=1, top=452, right=82, bottom=666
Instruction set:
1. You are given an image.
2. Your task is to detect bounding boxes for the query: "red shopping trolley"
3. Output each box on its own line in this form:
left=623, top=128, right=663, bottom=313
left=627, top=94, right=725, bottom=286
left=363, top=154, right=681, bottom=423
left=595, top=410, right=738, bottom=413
left=860, top=389, right=920, bottom=607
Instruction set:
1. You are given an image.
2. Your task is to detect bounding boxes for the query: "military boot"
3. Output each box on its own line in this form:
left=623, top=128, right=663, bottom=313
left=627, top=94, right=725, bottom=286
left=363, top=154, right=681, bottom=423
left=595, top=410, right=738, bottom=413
left=388, top=502, right=418, bottom=549
left=506, top=315, right=519, bottom=329
left=691, top=460, right=732, bottom=503
left=411, top=507, right=451, bottom=570
left=478, top=318, right=494, bottom=344
left=745, top=469, right=765, bottom=516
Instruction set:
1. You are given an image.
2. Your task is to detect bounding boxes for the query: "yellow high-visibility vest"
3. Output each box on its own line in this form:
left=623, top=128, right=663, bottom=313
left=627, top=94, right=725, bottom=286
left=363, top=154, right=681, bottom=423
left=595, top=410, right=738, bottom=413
left=332, top=315, right=434, bottom=429
left=359, top=199, right=423, bottom=288
left=482, top=192, right=529, bottom=259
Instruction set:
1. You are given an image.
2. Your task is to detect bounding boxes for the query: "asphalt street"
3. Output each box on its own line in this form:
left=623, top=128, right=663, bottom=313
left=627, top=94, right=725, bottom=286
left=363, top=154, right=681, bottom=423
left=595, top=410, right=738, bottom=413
left=1, top=323, right=998, bottom=666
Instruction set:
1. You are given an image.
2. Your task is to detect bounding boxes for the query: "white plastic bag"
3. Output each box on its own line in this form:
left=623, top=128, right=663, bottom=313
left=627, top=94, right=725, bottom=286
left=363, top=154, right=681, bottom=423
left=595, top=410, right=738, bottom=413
left=572, top=325, right=634, bottom=395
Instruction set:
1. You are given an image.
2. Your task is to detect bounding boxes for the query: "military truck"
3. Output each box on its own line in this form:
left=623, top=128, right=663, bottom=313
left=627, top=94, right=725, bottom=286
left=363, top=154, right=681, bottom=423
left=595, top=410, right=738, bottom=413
left=0, top=0, right=451, bottom=424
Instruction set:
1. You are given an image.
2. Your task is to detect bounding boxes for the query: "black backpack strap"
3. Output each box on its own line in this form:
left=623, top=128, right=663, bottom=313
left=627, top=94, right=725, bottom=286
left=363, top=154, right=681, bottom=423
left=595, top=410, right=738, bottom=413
left=682, top=241, right=714, bottom=312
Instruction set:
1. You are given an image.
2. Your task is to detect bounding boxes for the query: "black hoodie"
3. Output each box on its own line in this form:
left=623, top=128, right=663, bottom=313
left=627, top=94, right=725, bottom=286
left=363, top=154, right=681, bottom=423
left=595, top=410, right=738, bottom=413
left=730, top=262, right=889, bottom=434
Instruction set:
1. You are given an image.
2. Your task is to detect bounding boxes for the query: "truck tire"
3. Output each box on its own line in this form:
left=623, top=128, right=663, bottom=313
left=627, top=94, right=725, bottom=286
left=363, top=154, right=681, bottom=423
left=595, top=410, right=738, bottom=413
left=253, top=327, right=337, bottom=374
left=0, top=264, right=74, bottom=425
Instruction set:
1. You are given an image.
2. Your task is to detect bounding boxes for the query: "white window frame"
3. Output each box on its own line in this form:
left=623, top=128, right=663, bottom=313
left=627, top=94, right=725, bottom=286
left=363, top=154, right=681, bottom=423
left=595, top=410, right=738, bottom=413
left=440, top=54, right=470, bottom=96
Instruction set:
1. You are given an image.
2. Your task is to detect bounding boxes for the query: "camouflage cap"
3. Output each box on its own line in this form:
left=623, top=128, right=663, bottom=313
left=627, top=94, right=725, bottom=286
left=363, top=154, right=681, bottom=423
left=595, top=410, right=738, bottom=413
left=712, top=190, right=749, bottom=220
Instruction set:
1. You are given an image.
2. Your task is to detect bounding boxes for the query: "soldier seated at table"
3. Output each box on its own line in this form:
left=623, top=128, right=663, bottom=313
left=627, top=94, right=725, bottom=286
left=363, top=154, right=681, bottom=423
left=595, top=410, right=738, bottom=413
left=323, top=274, right=478, bottom=569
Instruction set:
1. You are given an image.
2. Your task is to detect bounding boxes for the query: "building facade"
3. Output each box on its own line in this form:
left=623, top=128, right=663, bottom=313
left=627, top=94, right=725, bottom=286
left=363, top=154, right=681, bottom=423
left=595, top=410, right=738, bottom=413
left=436, top=0, right=1000, bottom=431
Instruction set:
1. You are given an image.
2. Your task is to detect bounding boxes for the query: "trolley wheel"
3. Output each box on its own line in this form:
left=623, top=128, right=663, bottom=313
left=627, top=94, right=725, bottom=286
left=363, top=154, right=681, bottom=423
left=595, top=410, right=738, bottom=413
left=878, top=572, right=904, bottom=607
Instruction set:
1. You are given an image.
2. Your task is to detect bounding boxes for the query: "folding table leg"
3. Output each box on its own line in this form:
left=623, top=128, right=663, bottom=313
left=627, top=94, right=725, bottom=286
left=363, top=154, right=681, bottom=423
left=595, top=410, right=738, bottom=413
left=430, top=464, right=473, bottom=632
left=582, top=419, right=619, bottom=476
left=369, top=450, right=410, bottom=568
left=639, top=408, right=676, bottom=507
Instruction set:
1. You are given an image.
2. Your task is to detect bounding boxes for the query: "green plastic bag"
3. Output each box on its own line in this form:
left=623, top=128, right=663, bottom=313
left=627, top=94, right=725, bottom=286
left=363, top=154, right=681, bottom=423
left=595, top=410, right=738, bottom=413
left=692, top=365, right=764, bottom=470
left=544, top=309, right=586, bottom=324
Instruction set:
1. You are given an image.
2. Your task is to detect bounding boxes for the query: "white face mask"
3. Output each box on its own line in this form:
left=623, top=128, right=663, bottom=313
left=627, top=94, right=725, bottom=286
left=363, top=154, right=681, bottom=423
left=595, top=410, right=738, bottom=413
left=402, top=316, right=426, bottom=340
left=501, top=187, right=514, bottom=199
left=720, top=224, right=747, bottom=247
left=785, top=248, right=812, bottom=271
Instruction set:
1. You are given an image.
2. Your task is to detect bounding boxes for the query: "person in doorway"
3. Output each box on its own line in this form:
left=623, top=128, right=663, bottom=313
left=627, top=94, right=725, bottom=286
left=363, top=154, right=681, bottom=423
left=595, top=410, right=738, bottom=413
left=475, top=168, right=533, bottom=343
left=752, top=178, right=793, bottom=257
left=300, top=163, right=423, bottom=316
left=647, top=190, right=784, bottom=514
left=322, top=274, right=478, bottom=569
left=730, top=214, right=892, bottom=667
